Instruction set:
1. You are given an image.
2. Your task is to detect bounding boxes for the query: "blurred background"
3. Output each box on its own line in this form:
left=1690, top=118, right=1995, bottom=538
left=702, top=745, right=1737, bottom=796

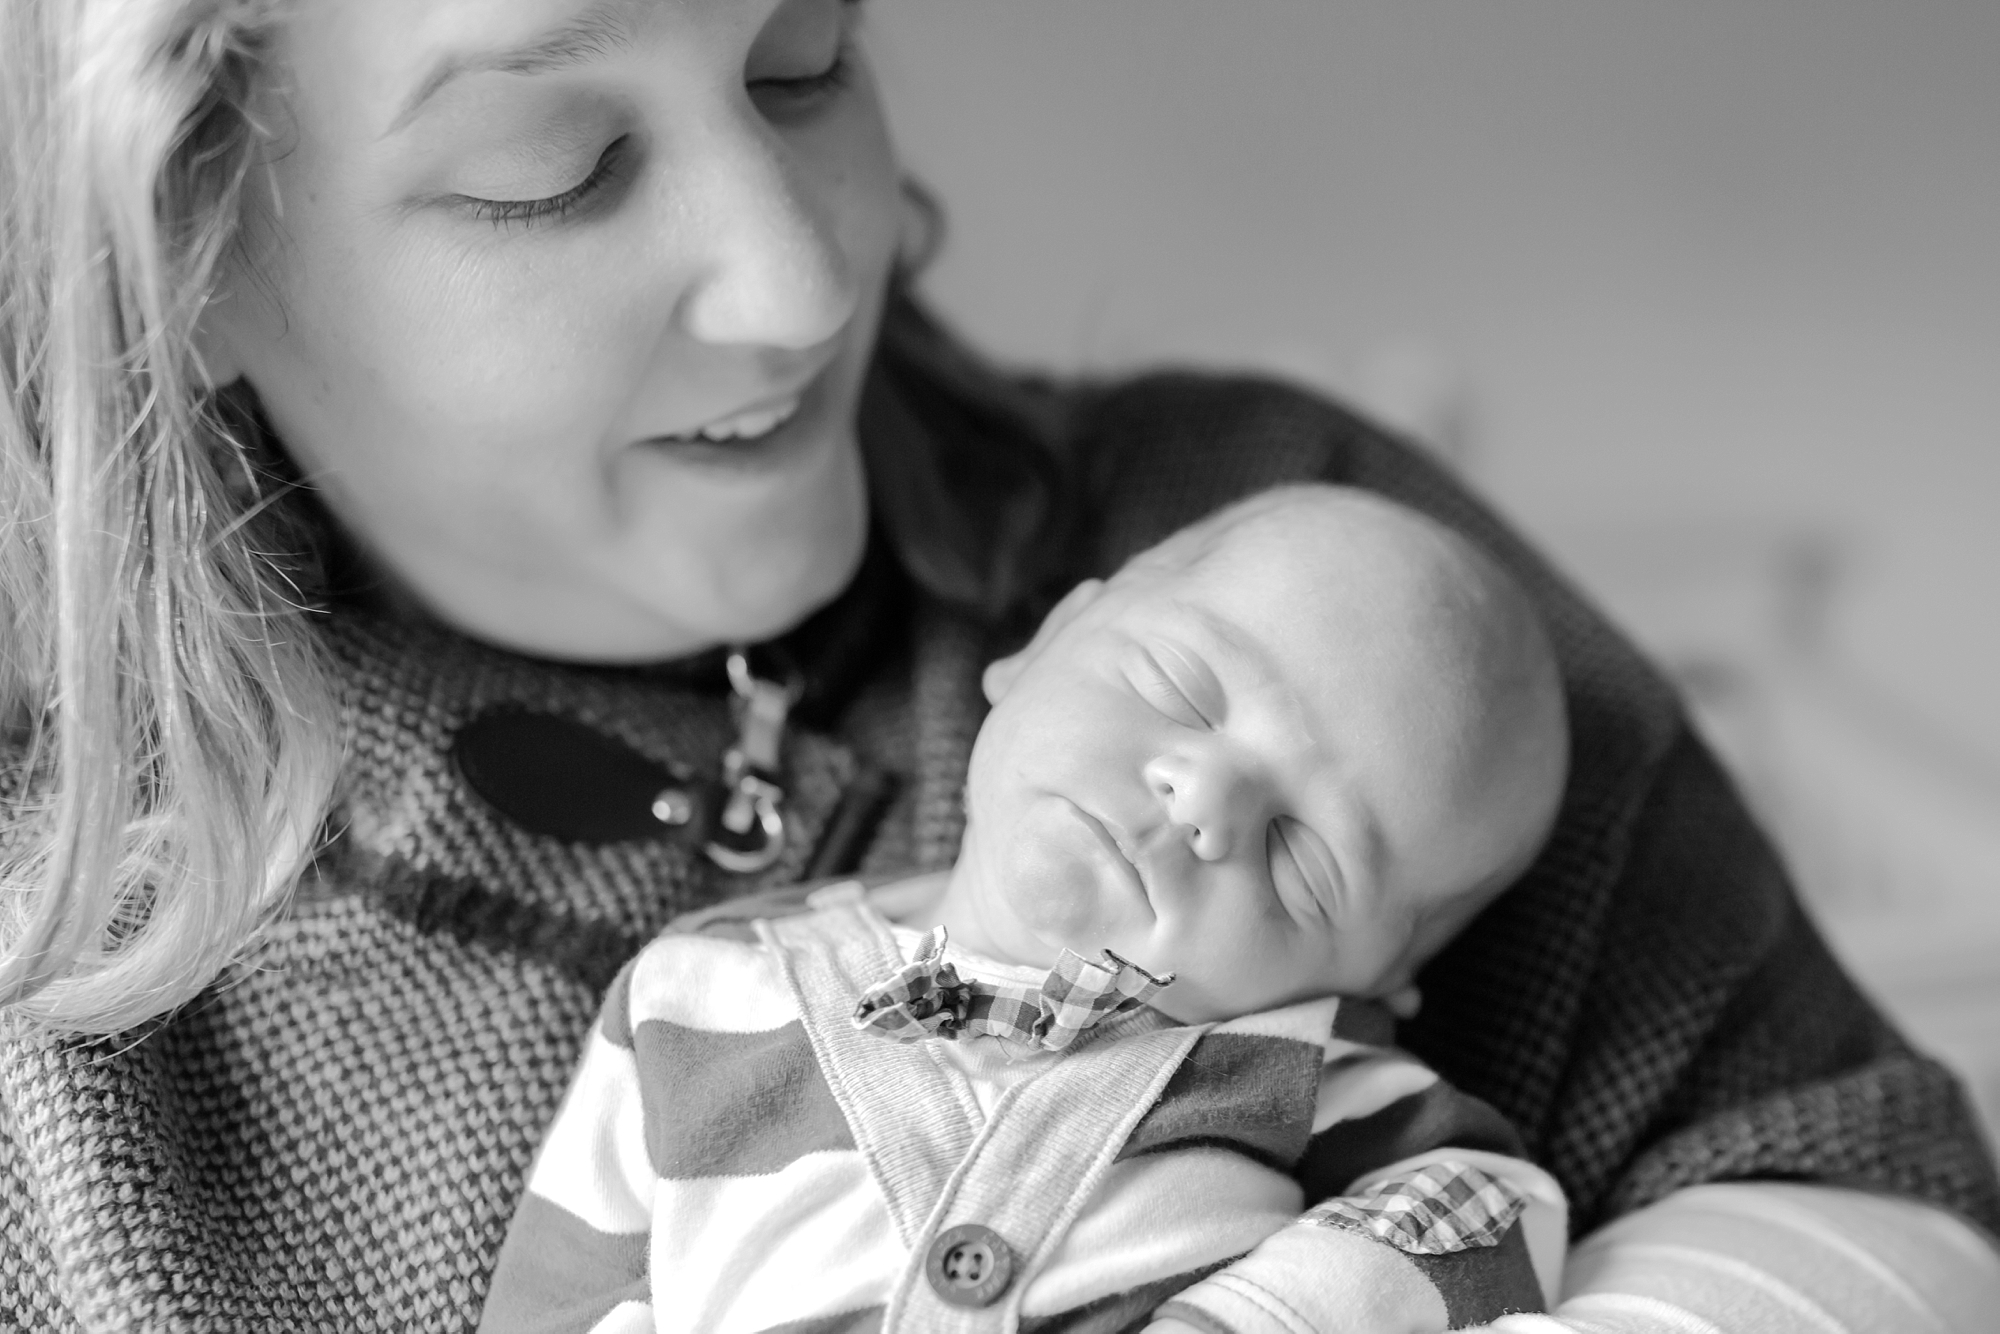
left=868, top=0, right=2000, bottom=1143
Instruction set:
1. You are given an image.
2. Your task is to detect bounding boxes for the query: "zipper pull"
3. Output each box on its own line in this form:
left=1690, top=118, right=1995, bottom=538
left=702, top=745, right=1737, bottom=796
left=706, top=649, right=800, bottom=874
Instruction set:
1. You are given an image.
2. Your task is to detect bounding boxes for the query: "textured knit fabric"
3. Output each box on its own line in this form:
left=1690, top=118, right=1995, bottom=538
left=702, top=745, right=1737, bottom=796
left=3, top=372, right=1996, bottom=1332
left=478, top=888, right=1559, bottom=1334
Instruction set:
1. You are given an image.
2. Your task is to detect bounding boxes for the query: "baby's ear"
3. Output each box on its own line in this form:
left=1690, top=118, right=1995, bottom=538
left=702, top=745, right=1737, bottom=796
left=981, top=578, right=1106, bottom=704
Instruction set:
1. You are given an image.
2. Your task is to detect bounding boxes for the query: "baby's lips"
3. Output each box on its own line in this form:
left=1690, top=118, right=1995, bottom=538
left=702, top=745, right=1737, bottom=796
left=1061, top=801, right=1151, bottom=901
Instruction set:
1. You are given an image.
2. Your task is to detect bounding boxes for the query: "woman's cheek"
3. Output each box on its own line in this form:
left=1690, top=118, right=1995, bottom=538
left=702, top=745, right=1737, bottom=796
left=386, top=249, right=634, bottom=417
left=807, top=64, right=903, bottom=258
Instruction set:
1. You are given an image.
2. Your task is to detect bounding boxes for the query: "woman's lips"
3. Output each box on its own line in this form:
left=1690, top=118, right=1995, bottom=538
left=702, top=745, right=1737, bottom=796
left=659, top=394, right=801, bottom=444
left=639, top=372, right=830, bottom=473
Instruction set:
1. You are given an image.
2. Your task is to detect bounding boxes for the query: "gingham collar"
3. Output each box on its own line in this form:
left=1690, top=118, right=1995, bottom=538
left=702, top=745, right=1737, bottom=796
left=852, top=926, right=1175, bottom=1053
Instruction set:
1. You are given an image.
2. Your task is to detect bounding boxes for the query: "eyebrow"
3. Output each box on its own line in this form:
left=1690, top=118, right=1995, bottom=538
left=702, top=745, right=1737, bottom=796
left=388, top=1, right=640, bottom=135
left=1157, top=598, right=1265, bottom=683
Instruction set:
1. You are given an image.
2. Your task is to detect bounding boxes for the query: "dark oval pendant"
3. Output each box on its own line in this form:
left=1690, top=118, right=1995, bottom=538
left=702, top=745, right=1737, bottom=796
left=450, top=708, right=710, bottom=846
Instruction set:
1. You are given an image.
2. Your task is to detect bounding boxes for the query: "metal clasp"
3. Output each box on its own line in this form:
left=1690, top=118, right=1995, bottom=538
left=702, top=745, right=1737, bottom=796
left=705, top=649, right=801, bottom=874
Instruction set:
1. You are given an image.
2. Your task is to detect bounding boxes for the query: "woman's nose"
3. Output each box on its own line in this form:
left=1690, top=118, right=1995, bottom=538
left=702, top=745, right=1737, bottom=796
left=1144, top=752, right=1255, bottom=862
left=675, top=127, right=859, bottom=351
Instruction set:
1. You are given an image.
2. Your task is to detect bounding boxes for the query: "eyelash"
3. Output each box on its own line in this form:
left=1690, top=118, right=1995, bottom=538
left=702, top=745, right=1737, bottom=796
left=467, top=137, right=630, bottom=229
left=1268, top=819, right=1333, bottom=923
left=1132, top=655, right=1211, bottom=729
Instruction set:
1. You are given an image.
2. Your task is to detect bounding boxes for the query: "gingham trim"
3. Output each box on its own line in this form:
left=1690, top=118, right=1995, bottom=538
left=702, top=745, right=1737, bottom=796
left=852, top=927, right=1173, bottom=1052
left=1305, top=1161, right=1528, bottom=1255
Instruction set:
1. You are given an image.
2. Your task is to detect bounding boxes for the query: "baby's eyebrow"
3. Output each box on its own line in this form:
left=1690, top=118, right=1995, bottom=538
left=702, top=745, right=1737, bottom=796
left=389, top=0, right=640, bottom=136
left=1155, top=598, right=1267, bottom=683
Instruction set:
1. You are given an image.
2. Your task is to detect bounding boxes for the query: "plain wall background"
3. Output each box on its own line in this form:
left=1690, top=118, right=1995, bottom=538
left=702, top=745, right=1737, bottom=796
left=867, top=0, right=2000, bottom=763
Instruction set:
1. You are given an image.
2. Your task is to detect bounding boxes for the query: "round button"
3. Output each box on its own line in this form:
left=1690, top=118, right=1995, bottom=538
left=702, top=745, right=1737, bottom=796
left=650, top=787, right=695, bottom=827
left=925, top=1223, right=1014, bottom=1309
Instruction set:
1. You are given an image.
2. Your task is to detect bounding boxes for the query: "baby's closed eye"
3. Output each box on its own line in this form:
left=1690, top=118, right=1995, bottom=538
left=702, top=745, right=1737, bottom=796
left=1268, top=816, right=1341, bottom=923
left=1123, top=642, right=1225, bottom=729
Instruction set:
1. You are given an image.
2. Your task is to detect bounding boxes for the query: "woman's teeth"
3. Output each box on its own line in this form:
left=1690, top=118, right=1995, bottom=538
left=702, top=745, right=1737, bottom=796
left=669, top=396, right=801, bottom=444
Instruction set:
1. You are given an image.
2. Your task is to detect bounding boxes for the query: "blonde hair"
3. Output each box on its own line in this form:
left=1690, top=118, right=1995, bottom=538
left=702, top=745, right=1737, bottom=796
left=1, top=0, right=341, bottom=1034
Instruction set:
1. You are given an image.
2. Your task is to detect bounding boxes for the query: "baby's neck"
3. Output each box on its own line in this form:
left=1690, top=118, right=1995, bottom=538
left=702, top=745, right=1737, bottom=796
left=866, top=868, right=952, bottom=931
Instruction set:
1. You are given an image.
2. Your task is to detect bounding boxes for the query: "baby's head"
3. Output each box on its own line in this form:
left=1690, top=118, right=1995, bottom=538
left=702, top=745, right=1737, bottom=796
left=943, top=485, right=1568, bottom=1023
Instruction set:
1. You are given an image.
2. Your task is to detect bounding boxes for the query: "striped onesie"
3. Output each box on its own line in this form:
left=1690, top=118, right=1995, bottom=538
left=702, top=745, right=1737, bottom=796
left=480, top=883, right=1565, bottom=1334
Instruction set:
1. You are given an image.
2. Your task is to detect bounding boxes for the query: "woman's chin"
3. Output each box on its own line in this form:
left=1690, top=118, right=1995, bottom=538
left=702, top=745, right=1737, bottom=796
left=609, top=439, right=870, bottom=651
left=708, top=509, right=868, bottom=643
left=442, top=524, right=868, bottom=664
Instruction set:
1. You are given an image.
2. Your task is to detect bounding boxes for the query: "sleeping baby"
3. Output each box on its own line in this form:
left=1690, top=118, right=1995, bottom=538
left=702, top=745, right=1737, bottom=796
left=480, top=483, right=1573, bottom=1334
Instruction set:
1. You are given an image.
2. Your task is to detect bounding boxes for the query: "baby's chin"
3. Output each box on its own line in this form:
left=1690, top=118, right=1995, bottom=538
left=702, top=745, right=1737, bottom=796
left=1142, top=970, right=1328, bottom=1026
left=967, top=813, right=1144, bottom=955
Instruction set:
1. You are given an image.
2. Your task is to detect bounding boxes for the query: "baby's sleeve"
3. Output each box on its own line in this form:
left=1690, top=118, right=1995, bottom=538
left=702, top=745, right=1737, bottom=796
left=1156, top=1016, right=1566, bottom=1334
left=476, top=953, right=660, bottom=1334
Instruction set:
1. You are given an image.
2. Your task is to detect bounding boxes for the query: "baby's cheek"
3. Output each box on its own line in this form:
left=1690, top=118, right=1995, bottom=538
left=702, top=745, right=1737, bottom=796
left=1154, top=916, right=1308, bottom=1021
left=1004, top=843, right=1113, bottom=942
left=993, top=805, right=1132, bottom=952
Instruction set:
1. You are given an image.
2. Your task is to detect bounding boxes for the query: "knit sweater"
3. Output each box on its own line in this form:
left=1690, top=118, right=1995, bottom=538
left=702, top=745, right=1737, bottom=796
left=478, top=886, right=1564, bottom=1334
left=3, top=373, right=1996, bottom=1333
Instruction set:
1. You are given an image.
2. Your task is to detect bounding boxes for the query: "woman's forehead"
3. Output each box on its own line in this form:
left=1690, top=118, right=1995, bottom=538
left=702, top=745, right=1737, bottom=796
left=282, top=0, right=787, bottom=136
left=388, top=0, right=649, bottom=134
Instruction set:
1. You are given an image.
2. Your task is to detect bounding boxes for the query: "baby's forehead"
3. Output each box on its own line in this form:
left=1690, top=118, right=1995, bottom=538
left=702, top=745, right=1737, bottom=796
left=1109, top=498, right=1507, bottom=692
left=1128, top=498, right=1452, bottom=612
left=1103, top=551, right=1354, bottom=691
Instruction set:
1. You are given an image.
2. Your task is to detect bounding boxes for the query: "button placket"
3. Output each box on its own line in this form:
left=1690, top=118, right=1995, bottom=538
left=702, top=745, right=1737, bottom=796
left=886, top=1023, right=1206, bottom=1333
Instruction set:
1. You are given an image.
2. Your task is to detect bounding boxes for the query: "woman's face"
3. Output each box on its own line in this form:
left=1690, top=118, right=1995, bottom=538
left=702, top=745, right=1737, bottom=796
left=206, top=0, right=900, bottom=659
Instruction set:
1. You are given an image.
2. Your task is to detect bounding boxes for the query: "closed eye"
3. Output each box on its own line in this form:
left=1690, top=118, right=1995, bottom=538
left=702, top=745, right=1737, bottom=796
left=749, top=42, right=855, bottom=113
left=1268, top=816, right=1341, bottom=924
left=1126, top=652, right=1210, bottom=729
left=459, top=136, right=631, bottom=229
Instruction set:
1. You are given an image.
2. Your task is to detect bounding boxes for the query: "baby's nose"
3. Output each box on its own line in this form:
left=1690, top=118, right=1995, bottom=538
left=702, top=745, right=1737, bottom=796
left=1144, top=753, right=1250, bottom=861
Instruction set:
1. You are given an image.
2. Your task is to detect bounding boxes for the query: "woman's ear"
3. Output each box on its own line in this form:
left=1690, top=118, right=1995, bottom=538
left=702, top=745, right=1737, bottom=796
left=1380, top=984, right=1423, bottom=1021
left=981, top=577, right=1106, bottom=704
